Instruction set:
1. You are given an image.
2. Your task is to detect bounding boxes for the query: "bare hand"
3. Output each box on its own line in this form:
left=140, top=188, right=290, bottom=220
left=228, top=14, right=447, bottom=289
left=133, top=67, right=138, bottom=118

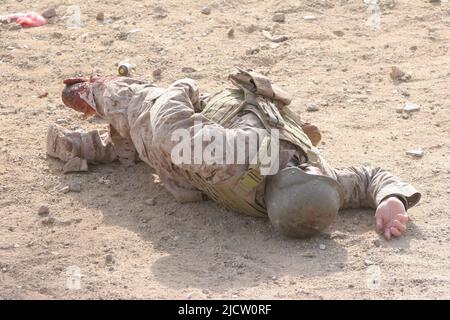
left=375, top=197, right=408, bottom=240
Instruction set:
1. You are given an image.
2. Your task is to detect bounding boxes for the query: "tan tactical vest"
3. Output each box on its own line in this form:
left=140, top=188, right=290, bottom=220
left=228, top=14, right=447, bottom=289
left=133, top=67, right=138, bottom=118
left=189, top=71, right=317, bottom=217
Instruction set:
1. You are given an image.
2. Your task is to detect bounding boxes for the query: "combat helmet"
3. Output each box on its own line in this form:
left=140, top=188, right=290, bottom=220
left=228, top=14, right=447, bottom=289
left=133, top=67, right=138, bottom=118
left=265, top=166, right=343, bottom=238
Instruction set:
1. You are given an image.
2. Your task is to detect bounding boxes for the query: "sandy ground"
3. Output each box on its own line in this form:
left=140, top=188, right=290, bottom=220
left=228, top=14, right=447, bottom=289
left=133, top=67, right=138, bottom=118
left=0, top=0, right=449, bottom=300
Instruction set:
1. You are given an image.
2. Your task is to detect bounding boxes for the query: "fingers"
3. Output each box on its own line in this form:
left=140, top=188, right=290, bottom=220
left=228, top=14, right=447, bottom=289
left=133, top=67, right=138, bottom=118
left=390, top=227, right=402, bottom=237
left=392, top=220, right=407, bottom=233
left=384, top=228, right=391, bottom=240
left=375, top=214, right=384, bottom=233
left=396, top=214, right=409, bottom=223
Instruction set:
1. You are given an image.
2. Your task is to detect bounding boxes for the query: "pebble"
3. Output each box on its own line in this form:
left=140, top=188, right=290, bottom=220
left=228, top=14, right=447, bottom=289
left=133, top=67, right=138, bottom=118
left=403, top=102, right=420, bottom=114
left=333, top=30, right=345, bottom=37
left=118, top=29, right=141, bottom=40
left=246, top=47, right=260, bottom=55
left=105, top=254, right=114, bottom=264
left=364, top=259, right=374, bottom=266
left=38, top=204, right=49, bottom=216
left=42, top=8, right=57, bottom=19
left=227, top=27, right=235, bottom=38
left=262, top=30, right=288, bottom=43
left=272, top=13, right=285, bottom=23
left=145, top=198, right=156, bottom=206
left=55, top=118, right=69, bottom=125
left=186, top=292, right=194, bottom=299
left=153, top=68, right=162, bottom=77
left=69, top=182, right=82, bottom=192
left=303, top=15, right=317, bottom=21
left=330, top=231, right=348, bottom=239
left=390, top=66, right=411, bottom=82
left=306, top=102, right=319, bottom=112
left=201, top=7, right=211, bottom=15
left=373, top=239, right=381, bottom=247
left=182, top=67, right=197, bottom=73
left=406, top=148, right=424, bottom=158
left=96, top=12, right=105, bottom=21
left=319, top=244, right=326, bottom=250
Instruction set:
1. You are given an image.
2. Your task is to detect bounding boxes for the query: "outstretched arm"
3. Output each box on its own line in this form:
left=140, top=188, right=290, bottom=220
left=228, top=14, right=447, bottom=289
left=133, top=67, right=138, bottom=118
left=318, top=157, right=421, bottom=239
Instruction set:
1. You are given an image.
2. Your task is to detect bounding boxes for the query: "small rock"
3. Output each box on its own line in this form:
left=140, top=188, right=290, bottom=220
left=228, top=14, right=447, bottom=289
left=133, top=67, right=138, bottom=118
left=96, top=12, right=105, bottom=21
left=390, top=66, right=411, bottom=82
left=41, top=8, right=57, bottom=19
left=182, top=67, right=196, bottom=73
left=319, top=244, right=326, bottom=250
left=186, top=292, right=194, bottom=300
left=244, top=24, right=258, bottom=33
left=105, top=254, right=114, bottom=264
left=406, top=148, right=424, bottom=158
left=55, top=118, right=68, bottom=125
left=201, top=7, right=211, bottom=15
left=402, top=113, right=410, bottom=119
left=61, top=186, right=70, bottom=194
left=306, top=102, right=319, bottom=112
left=373, top=239, right=381, bottom=247
left=246, top=47, right=260, bottom=55
left=145, top=198, right=156, bottom=206
left=403, top=102, right=420, bottom=114
left=69, top=182, right=82, bottom=193
left=364, top=259, right=374, bottom=266
left=330, top=231, right=348, bottom=240
left=153, top=69, right=162, bottom=78
left=227, top=27, right=235, bottom=38
left=272, top=13, right=285, bottom=23
left=395, top=107, right=404, bottom=114
left=333, top=30, right=344, bottom=37
left=348, top=284, right=355, bottom=289
left=303, top=15, right=317, bottom=21
left=38, top=204, right=49, bottom=216
left=262, top=30, right=288, bottom=43
left=117, top=29, right=141, bottom=40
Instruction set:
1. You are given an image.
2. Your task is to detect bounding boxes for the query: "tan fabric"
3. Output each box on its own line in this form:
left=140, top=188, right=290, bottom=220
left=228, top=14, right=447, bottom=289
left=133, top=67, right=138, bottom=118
left=47, top=76, right=421, bottom=211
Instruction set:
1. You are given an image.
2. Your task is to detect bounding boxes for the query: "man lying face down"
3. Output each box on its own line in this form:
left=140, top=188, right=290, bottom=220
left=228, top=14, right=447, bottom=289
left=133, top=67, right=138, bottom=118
left=47, top=69, right=421, bottom=240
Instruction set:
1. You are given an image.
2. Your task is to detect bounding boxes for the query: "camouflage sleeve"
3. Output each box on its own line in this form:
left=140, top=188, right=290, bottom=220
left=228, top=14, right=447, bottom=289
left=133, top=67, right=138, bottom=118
left=317, top=156, right=421, bottom=210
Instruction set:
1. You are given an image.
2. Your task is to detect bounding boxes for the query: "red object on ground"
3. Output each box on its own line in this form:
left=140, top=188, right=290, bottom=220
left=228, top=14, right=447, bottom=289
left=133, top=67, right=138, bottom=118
left=1, top=12, right=47, bottom=27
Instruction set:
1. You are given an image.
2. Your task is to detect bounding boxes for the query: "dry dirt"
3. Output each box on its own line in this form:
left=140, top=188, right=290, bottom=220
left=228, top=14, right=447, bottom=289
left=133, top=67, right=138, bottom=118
left=0, top=0, right=449, bottom=300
